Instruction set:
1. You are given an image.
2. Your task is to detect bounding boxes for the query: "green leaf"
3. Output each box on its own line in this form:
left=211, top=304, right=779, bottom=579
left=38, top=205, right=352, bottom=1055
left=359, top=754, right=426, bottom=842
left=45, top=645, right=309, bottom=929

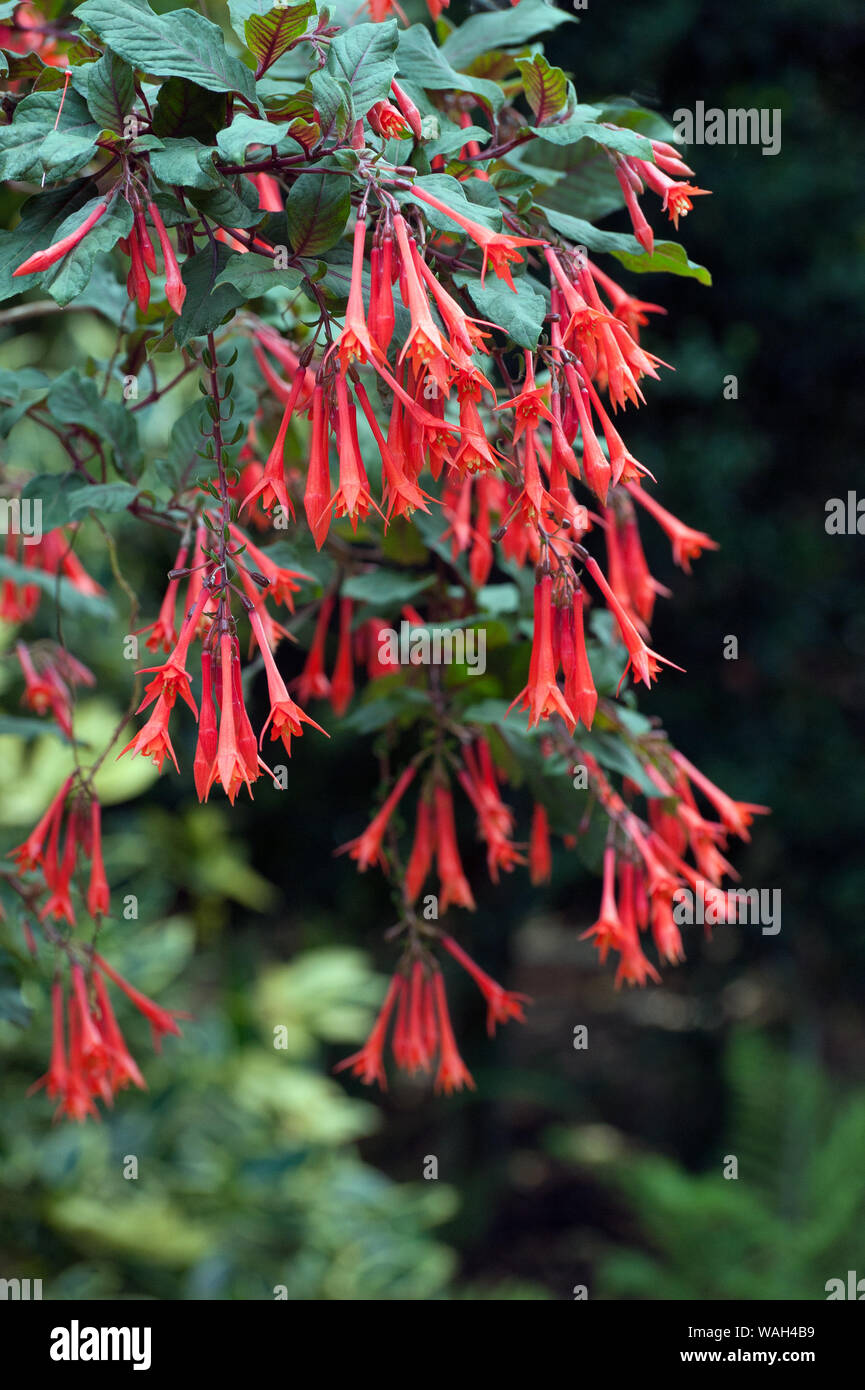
left=216, top=114, right=282, bottom=163
left=151, top=78, right=228, bottom=142
left=245, top=3, right=315, bottom=77
left=582, top=731, right=663, bottom=799
left=44, top=368, right=138, bottom=466
left=73, top=0, right=257, bottom=100
left=454, top=272, right=547, bottom=350
left=190, top=172, right=263, bottom=230
left=523, top=140, right=626, bottom=222
left=340, top=687, right=431, bottom=735
left=67, top=482, right=139, bottom=517
left=308, top=68, right=353, bottom=144
left=539, top=206, right=711, bottom=285
left=40, top=193, right=135, bottom=307
left=608, top=239, right=712, bottom=286
left=149, top=137, right=221, bottom=190
left=286, top=172, right=350, bottom=256
left=327, top=21, right=399, bottom=120
left=173, top=245, right=246, bottom=348
left=441, top=0, right=574, bottom=70
left=0, top=956, right=32, bottom=1029
left=517, top=54, right=569, bottom=125
left=19, top=473, right=90, bottom=530
left=396, top=25, right=504, bottom=115
left=424, top=120, right=490, bottom=160
left=0, top=89, right=99, bottom=182
left=84, top=49, right=135, bottom=133
left=533, top=112, right=654, bottom=160
left=215, top=258, right=304, bottom=298
left=460, top=697, right=512, bottom=726
left=342, top=571, right=435, bottom=610
left=0, top=714, right=71, bottom=742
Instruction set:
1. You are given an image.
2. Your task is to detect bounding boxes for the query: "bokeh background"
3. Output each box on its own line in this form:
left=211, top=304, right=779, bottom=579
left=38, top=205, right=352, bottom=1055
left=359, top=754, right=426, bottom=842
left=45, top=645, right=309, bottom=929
left=1, top=0, right=864, bottom=1300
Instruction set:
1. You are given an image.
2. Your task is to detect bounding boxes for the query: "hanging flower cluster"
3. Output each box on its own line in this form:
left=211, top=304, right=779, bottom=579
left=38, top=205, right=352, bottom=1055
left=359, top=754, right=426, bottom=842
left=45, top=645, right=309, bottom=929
left=0, top=0, right=768, bottom=1111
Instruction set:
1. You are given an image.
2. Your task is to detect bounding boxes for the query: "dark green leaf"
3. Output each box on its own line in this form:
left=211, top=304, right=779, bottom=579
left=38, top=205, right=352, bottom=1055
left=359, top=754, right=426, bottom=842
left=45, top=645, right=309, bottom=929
left=327, top=21, right=399, bottom=119
left=396, top=25, right=504, bottom=115
left=0, top=89, right=99, bottom=183
left=84, top=49, right=136, bottom=133
left=454, top=273, right=547, bottom=349
left=286, top=172, right=350, bottom=256
left=215, top=258, right=304, bottom=297
left=152, top=78, right=228, bottom=142
left=45, top=367, right=138, bottom=465
left=173, top=245, right=246, bottom=347
left=440, top=0, right=575, bottom=71
left=73, top=0, right=257, bottom=99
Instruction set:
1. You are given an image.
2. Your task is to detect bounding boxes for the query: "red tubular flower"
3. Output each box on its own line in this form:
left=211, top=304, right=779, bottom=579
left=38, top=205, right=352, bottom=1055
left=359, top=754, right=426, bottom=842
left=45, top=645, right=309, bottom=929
left=651, top=893, right=686, bottom=965
left=329, top=375, right=384, bottom=529
left=38, top=812, right=77, bottom=925
left=369, top=233, right=396, bottom=350
left=336, top=765, right=416, bottom=872
left=561, top=586, right=597, bottom=730
left=368, top=99, right=410, bottom=139
left=614, top=163, right=654, bottom=254
left=137, top=581, right=210, bottom=715
left=9, top=774, right=74, bottom=872
left=403, top=962, right=432, bottom=1074
left=193, top=648, right=218, bottom=802
left=390, top=79, right=423, bottom=139
left=336, top=216, right=381, bottom=370
left=120, top=692, right=179, bottom=773
left=294, top=595, right=333, bottom=703
left=13, top=197, right=110, bottom=277
left=242, top=374, right=305, bottom=518
left=407, top=184, right=544, bottom=289
left=625, top=481, right=719, bottom=572
left=434, top=783, right=475, bottom=911
left=304, top=385, right=333, bottom=549
left=671, top=751, right=770, bottom=841
left=583, top=554, right=681, bottom=691
left=86, top=799, right=110, bottom=919
left=392, top=216, right=454, bottom=395
left=92, top=973, right=146, bottom=1093
left=206, top=633, right=258, bottom=804
left=614, top=906, right=661, bottom=988
left=507, top=573, right=577, bottom=733
left=431, top=972, right=475, bottom=1094
left=405, top=793, right=434, bottom=902
left=57, top=995, right=99, bottom=1123
left=529, top=802, right=552, bottom=885
left=147, top=200, right=187, bottom=314
left=580, top=843, right=623, bottom=962
left=93, top=952, right=184, bottom=1051
left=334, top=973, right=401, bottom=1089
left=249, top=607, right=327, bottom=755
left=330, top=597, right=355, bottom=716
left=441, top=935, right=530, bottom=1036
left=28, top=980, right=68, bottom=1103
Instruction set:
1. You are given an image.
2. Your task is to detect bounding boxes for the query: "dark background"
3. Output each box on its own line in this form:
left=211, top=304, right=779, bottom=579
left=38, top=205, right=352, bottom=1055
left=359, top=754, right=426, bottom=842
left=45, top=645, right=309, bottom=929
left=1, top=0, right=864, bottom=1300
